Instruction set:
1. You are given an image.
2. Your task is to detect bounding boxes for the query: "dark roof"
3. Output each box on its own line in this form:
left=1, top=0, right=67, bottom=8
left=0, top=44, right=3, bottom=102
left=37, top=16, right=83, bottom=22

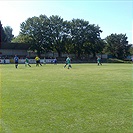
left=1, top=42, right=30, bottom=50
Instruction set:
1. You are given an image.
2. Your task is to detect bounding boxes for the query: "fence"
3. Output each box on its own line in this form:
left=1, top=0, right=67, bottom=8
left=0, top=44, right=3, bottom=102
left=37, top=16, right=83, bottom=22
left=0, top=59, right=55, bottom=64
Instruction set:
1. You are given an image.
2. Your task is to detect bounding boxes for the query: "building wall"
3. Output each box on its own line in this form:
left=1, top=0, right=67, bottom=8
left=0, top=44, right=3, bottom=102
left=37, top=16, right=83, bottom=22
left=0, top=49, right=28, bottom=57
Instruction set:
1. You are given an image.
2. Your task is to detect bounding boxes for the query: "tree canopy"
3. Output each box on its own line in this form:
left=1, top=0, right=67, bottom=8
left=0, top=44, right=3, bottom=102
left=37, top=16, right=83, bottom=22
left=4, top=26, right=14, bottom=42
left=105, top=33, right=131, bottom=59
left=12, top=15, right=132, bottom=59
left=13, top=15, right=105, bottom=58
left=0, top=21, right=14, bottom=43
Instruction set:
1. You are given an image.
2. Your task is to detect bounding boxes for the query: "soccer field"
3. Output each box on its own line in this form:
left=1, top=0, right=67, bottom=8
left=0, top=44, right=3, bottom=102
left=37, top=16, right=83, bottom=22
left=0, top=63, right=132, bottom=133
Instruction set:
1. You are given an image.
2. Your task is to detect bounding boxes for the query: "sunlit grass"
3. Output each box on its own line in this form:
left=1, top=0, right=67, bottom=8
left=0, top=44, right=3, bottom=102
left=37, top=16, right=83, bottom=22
left=0, top=63, right=132, bottom=133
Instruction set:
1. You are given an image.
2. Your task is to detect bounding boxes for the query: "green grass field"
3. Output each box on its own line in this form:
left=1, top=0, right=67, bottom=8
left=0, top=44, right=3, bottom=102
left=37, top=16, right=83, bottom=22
left=0, top=63, right=132, bottom=133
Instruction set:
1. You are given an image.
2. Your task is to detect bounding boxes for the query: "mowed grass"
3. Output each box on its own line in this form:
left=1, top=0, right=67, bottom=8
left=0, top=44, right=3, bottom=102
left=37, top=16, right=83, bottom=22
left=0, top=63, right=132, bottom=133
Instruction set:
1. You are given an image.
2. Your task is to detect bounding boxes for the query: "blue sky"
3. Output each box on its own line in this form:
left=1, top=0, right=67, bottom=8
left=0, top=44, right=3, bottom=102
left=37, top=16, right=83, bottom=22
left=0, top=0, right=132, bottom=44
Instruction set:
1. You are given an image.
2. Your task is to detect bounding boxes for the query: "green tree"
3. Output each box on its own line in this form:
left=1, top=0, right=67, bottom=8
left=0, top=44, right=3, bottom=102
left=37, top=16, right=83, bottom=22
left=58, top=20, right=73, bottom=55
left=70, top=19, right=90, bottom=58
left=70, top=19, right=103, bottom=58
left=4, top=26, right=14, bottom=42
left=16, top=14, right=50, bottom=56
left=88, top=24, right=104, bottom=57
left=48, top=15, right=67, bottom=57
left=0, top=21, right=7, bottom=42
left=129, top=46, right=133, bottom=55
left=105, top=33, right=131, bottom=59
left=0, top=21, right=2, bottom=43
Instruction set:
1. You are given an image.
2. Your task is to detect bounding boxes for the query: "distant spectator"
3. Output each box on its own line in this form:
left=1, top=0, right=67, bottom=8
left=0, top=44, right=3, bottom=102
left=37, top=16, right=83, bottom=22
left=3, top=58, right=6, bottom=64
left=53, top=58, right=57, bottom=64
left=131, top=56, right=133, bottom=63
left=43, top=57, right=46, bottom=65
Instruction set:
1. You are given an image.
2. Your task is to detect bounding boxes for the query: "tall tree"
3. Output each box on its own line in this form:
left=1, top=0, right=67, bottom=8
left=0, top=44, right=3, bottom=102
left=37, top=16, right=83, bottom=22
left=0, top=21, right=7, bottom=42
left=18, top=14, right=50, bottom=56
left=129, top=46, right=133, bottom=55
left=59, top=20, right=73, bottom=55
left=48, top=15, right=67, bottom=57
left=70, top=19, right=90, bottom=58
left=105, top=33, right=131, bottom=59
left=70, top=19, right=103, bottom=58
left=87, top=24, right=103, bottom=57
left=0, top=21, right=2, bottom=47
left=4, top=26, right=14, bottom=42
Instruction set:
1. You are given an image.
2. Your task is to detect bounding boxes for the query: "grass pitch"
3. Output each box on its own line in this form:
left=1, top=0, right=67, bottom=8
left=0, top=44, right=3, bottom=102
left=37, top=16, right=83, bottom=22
left=0, top=63, right=132, bottom=133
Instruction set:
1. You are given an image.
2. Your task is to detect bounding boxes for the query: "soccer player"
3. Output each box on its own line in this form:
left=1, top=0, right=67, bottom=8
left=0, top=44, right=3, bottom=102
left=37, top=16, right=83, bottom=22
left=14, top=55, right=19, bottom=68
left=97, top=56, right=102, bottom=65
left=35, top=56, right=42, bottom=66
left=25, top=57, right=31, bottom=67
left=64, top=56, right=72, bottom=69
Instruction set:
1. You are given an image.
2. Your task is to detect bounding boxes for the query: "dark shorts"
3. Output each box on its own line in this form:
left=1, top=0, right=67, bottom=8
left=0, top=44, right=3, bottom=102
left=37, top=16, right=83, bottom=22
left=36, top=60, right=40, bottom=63
left=15, top=61, right=18, bottom=64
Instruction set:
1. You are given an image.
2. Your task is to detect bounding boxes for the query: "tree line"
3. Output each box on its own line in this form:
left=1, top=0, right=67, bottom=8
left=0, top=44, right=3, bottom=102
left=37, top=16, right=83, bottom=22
left=1, top=15, right=132, bottom=59
left=0, top=21, right=14, bottom=43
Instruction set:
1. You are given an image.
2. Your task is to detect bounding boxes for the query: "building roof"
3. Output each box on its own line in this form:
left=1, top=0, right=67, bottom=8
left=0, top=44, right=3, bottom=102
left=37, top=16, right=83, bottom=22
left=1, top=42, right=30, bottom=50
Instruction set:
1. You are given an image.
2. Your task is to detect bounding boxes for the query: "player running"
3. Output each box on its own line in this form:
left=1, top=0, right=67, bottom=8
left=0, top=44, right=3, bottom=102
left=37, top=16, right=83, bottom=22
left=14, top=55, right=19, bottom=68
left=25, top=57, right=31, bottom=67
left=64, top=56, right=72, bottom=69
left=97, top=56, right=102, bottom=65
left=35, top=56, right=42, bottom=66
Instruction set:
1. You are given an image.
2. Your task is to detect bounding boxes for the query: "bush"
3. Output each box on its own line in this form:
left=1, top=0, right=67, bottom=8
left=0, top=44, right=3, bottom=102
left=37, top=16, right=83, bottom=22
left=107, top=58, right=131, bottom=63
